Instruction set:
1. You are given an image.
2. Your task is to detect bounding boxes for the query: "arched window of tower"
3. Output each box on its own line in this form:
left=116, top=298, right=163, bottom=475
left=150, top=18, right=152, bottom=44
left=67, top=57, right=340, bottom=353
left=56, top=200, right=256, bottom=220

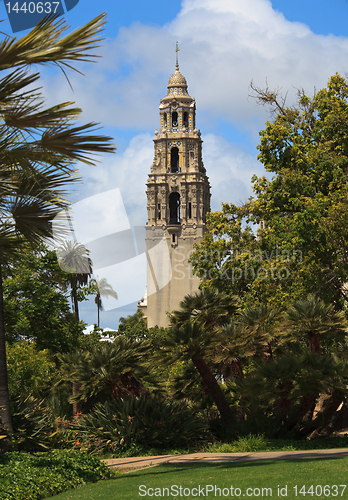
left=163, top=112, right=167, bottom=127
left=169, top=192, right=180, bottom=224
left=183, top=112, right=188, bottom=128
left=172, top=111, right=178, bottom=127
left=171, top=147, right=179, bottom=172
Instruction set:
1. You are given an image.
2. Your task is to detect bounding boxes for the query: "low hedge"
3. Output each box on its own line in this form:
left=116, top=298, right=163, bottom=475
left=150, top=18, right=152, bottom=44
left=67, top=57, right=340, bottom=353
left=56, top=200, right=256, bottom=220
left=0, top=450, right=115, bottom=500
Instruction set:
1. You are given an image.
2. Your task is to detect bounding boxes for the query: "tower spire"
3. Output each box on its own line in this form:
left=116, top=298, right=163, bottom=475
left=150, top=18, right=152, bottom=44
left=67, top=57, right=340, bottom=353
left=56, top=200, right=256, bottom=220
left=175, top=41, right=180, bottom=71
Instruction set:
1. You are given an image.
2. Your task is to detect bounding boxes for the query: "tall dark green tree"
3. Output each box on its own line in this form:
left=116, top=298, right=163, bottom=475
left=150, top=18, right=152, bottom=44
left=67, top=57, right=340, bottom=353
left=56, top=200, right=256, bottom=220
left=0, top=14, right=115, bottom=432
left=190, top=74, right=348, bottom=310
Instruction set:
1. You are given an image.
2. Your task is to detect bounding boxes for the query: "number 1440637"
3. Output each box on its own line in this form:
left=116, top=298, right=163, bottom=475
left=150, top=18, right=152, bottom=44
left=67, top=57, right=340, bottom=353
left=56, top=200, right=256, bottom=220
left=5, top=2, right=61, bottom=14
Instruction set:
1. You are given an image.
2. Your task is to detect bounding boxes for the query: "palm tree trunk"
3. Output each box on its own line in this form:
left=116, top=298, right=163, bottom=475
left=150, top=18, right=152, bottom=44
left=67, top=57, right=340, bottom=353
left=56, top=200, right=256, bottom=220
left=72, top=286, right=79, bottom=322
left=0, top=264, right=13, bottom=432
left=97, top=303, right=100, bottom=327
left=308, top=331, right=320, bottom=354
left=320, top=402, right=348, bottom=437
left=276, top=381, right=293, bottom=422
left=280, top=393, right=317, bottom=435
left=191, top=353, right=234, bottom=428
left=231, top=358, right=244, bottom=379
left=307, top=392, right=342, bottom=440
left=71, top=278, right=80, bottom=415
left=72, top=382, right=82, bottom=416
left=263, top=342, right=273, bottom=363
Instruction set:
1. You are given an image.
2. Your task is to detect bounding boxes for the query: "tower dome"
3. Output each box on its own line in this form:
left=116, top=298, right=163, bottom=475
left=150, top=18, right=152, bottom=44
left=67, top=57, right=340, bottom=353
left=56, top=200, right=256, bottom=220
left=166, top=63, right=190, bottom=98
left=168, top=63, right=187, bottom=87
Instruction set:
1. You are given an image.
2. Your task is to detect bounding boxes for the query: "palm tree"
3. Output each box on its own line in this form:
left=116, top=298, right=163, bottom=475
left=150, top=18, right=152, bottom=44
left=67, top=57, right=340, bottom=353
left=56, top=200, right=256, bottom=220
left=56, top=240, right=94, bottom=415
left=56, top=240, right=93, bottom=322
left=0, top=14, right=115, bottom=432
left=160, top=319, right=235, bottom=428
left=164, top=288, right=239, bottom=427
left=216, top=321, right=251, bottom=380
left=93, top=277, right=118, bottom=327
left=57, top=337, right=150, bottom=408
left=169, top=287, right=239, bottom=331
left=284, top=296, right=347, bottom=354
left=238, top=304, right=287, bottom=362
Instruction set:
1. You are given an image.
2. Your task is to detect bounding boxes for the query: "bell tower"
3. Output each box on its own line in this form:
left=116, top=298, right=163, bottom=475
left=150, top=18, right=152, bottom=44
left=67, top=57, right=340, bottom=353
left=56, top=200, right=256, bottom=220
left=145, top=50, right=211, bottom=327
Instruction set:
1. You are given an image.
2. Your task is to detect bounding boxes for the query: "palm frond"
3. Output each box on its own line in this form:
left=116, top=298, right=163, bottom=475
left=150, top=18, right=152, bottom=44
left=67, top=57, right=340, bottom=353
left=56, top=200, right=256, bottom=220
left=0, top=14, right=107, bottom=70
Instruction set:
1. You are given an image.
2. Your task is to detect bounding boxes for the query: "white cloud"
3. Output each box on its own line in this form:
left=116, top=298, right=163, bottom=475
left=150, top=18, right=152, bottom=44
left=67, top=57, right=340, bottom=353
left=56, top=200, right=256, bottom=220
left=45, top=0, right=348, bottom=218
left=203, top=134, right=262, bottom=210
left=169, top=0, right=348, bottom=125
left=42, top=0, right=348, bottom=317
left=95, top=253, right=146, bottom=310
left=41, top=0, right=348, bottom=135
left=71, top=189, right=130, bottom=244
left=79, top=134, right=153, bottom=227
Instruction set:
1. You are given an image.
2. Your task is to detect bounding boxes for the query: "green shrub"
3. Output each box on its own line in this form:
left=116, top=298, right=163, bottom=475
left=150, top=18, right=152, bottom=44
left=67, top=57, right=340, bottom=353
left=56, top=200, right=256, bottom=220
left=0, top=450, right=114, bottom=500
left=233, top=433, right=270, bottom=452
left=1, top=396, right=56, bottom=452
left=68, top=395, right=209, bottom=454
left=6, top=341, right=55, bottom=400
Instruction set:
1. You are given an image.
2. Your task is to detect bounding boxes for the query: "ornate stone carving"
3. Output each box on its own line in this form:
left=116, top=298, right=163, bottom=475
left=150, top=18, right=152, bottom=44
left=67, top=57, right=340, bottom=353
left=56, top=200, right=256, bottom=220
left=184, top=227, right=197, bottom=236
left=151, top=153, right=161, bottom=171
left=169, top=175, right=178, bottom=189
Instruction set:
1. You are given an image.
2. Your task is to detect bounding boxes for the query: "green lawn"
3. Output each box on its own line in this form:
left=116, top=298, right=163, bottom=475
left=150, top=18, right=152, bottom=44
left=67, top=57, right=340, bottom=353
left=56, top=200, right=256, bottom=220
left=51, top=456, right=348, bottom=500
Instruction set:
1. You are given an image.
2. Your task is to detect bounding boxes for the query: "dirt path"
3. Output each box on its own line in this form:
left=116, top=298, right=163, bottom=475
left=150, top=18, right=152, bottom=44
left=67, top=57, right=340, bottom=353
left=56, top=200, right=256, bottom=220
left=104, top=448, right=348, bottom=472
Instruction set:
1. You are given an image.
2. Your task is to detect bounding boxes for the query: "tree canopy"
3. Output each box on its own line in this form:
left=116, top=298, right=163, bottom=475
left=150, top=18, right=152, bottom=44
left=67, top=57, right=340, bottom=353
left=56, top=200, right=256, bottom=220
left=3, top=245, right=86, bottom=352
left=190, top=74, right=348, bottom=310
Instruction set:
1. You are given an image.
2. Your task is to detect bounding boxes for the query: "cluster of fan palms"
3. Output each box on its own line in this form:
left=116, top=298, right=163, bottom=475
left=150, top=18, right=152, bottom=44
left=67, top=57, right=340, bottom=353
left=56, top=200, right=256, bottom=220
left=160, top=289, right=348, bottom=439
left=56, top=337, right=150, bottom=413
left=50, top=287, right=348, bottom=441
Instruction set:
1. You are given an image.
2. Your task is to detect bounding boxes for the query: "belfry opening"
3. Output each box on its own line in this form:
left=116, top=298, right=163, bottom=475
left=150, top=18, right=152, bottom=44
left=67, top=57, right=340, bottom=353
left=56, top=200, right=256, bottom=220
left=169, top=192, right=180, bottom=224
left=170, top=147, right=179, bottom=172
left=172, top=111, right=178, bottom=127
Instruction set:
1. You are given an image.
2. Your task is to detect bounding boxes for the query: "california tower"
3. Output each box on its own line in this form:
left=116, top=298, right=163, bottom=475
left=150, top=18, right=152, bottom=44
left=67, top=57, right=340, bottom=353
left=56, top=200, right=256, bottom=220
left=145, top=52, right=211, bottom=327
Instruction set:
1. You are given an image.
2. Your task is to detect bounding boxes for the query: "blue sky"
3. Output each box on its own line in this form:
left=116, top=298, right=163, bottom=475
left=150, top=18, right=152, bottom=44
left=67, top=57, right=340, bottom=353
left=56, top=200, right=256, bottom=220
left=1, top=0, right=348, bottom=328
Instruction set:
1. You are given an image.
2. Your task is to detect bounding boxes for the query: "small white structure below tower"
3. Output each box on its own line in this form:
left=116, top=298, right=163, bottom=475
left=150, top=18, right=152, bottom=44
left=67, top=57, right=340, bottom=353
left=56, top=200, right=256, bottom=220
left=145, top=52, right=211, bottom=327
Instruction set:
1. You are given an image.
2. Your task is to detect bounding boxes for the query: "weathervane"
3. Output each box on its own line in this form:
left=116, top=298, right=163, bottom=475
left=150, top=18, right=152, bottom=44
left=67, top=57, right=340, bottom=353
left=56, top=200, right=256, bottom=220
left=176, top=41, right=180, bottom=70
